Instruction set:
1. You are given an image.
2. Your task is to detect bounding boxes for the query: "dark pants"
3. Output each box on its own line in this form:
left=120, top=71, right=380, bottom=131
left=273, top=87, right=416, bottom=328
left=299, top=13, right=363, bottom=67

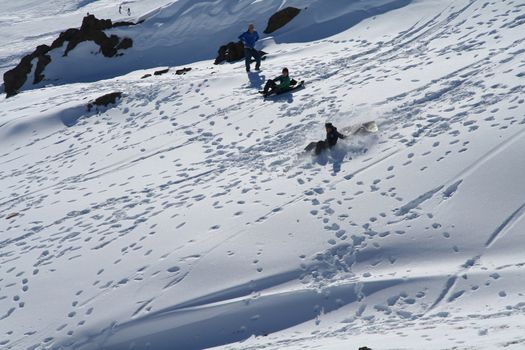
left=244, top=48, right=261, bottom=71
left=263, top=80, right=281, bottom=95
left=305, top=141, right=328, bottom=155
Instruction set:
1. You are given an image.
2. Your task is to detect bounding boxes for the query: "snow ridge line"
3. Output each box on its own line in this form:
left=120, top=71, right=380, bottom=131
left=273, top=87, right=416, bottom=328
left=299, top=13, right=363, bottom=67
left=60, top=277, right=407, bottom=350
left=425, top=255, right=481, bottom=313
left=485, top=202, right=525, bottom=247
left=447, top=123, right=525, bottom=185
left=395, top=185, right=444, bottom=216
left=427, top=275, right=457, bottom=311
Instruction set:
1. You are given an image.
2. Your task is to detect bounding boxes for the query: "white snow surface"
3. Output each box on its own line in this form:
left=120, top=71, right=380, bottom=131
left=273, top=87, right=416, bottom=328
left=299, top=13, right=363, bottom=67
left=1, top=0, right=412, bottom=90
left=1, top=0, right=525, bottom=349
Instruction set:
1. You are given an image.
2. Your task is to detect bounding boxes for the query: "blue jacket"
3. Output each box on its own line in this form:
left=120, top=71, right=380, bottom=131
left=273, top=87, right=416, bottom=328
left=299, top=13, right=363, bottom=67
left=239, top=30, right=259, bottom=49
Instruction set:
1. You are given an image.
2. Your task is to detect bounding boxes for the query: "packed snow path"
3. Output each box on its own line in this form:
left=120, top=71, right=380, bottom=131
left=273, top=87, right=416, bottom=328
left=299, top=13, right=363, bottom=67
left=1, top=0, right=525, bottom=349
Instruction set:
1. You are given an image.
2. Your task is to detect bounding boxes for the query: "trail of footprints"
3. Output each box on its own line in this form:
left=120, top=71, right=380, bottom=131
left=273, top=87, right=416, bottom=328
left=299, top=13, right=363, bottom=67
left=1, top=0, right=525, bottom=348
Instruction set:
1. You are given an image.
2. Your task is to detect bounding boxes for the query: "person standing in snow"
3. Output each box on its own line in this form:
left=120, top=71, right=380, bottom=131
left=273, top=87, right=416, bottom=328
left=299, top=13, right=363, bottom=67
left=304, top=122, right=346, bottom=155
left=239, top=24, right=261, bottom=72
left=127, top=7, right=131, bottom=16
left=262, top=67, right=295, bottom=97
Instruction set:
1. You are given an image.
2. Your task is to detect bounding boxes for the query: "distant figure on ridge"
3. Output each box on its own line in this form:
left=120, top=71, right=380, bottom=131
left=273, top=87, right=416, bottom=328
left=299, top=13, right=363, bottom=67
left=127, top=7, right=131, bottom=16
left=119, top=5, right=122, bottom=14
left=304, top=123, right=346, bottom=155
left=239, top=24, right=261, bottom=72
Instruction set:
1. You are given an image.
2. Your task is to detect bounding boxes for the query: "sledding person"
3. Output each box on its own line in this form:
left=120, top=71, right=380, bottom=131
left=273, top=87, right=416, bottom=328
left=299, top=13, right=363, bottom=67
left=239, top=24, right=261, bottom=72
left=305, top=122, right=346, bottom=155
left=261, top=68, right=297, bottom=97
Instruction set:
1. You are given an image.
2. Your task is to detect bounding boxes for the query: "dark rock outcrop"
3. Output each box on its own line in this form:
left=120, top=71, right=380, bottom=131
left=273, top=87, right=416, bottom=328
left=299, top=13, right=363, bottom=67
left=87, top=91, right=122, bottom=112
left=142, top=67, right=191, bottom=79
left=175, top=67, right=191, bottom=75
left=154, top=68, right=170, bottom=76
left=34, top=50, right=52, bottom=84
left=113, top=21, right=137, bottom=28
left=116, top=38, right=133, bottom=50
left=214, top=41, right=266, bottom=65
left=58, top=15, right=134, bottom=58
left=3, top=44, right=52, bottom=97
left=3, top=15, right=136, bottom=98
left=215, top=41, right=245, bottom=64
left=6, top=212, right=19, bottom=220
left=264, top=7, right=301, bottom=34
left=358, top=347, right=372, bottom=350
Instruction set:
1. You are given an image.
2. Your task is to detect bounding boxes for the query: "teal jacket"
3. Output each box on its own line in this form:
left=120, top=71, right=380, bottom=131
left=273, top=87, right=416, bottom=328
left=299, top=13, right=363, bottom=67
left=273, top=75, right=291, bottom=89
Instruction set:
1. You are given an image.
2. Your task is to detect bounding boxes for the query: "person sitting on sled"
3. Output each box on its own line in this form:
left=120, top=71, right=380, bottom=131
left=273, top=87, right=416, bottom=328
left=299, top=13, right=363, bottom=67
left=262, top=68, right=297, bottom=97
left=305, top=122, right=346, bottom=155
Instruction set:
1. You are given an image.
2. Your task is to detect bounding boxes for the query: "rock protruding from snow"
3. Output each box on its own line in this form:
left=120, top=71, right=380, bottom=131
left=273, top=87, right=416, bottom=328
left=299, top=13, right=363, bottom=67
left=175, top=67, right=192, bottom=75
left=54, top=15, right=134, bottom=58
left=214, top=42, right=266, bottom=65
left=5, top=212, right=19, bottom=220
left=264, top=7, right=301, bottom=34
left=154, top=68, right=170, bottom=76
left=142, top=67, right=191, bottom=79
left=3, top=15, right=136, bottom=97
left=3, top=45, right=51, bottom=97
left=214, top=42, right=245, bottom=64
left=87, top=91, right=122, bottom=112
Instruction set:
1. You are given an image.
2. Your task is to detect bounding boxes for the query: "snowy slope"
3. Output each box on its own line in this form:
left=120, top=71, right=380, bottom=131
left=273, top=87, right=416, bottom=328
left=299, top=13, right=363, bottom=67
left=2, top=0, right=412, bottom=92
left=0, top=0, right=174, bottom=79
left=1, top=1, right=525, bottom=350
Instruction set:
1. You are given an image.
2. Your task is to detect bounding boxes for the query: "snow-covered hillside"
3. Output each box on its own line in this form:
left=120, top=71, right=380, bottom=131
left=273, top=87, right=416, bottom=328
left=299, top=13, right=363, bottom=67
left=1, top=1, right=525, bottom=349
left=0, top=0, right=175, bottom=80
left=2, top=0, right=413, bottom=94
